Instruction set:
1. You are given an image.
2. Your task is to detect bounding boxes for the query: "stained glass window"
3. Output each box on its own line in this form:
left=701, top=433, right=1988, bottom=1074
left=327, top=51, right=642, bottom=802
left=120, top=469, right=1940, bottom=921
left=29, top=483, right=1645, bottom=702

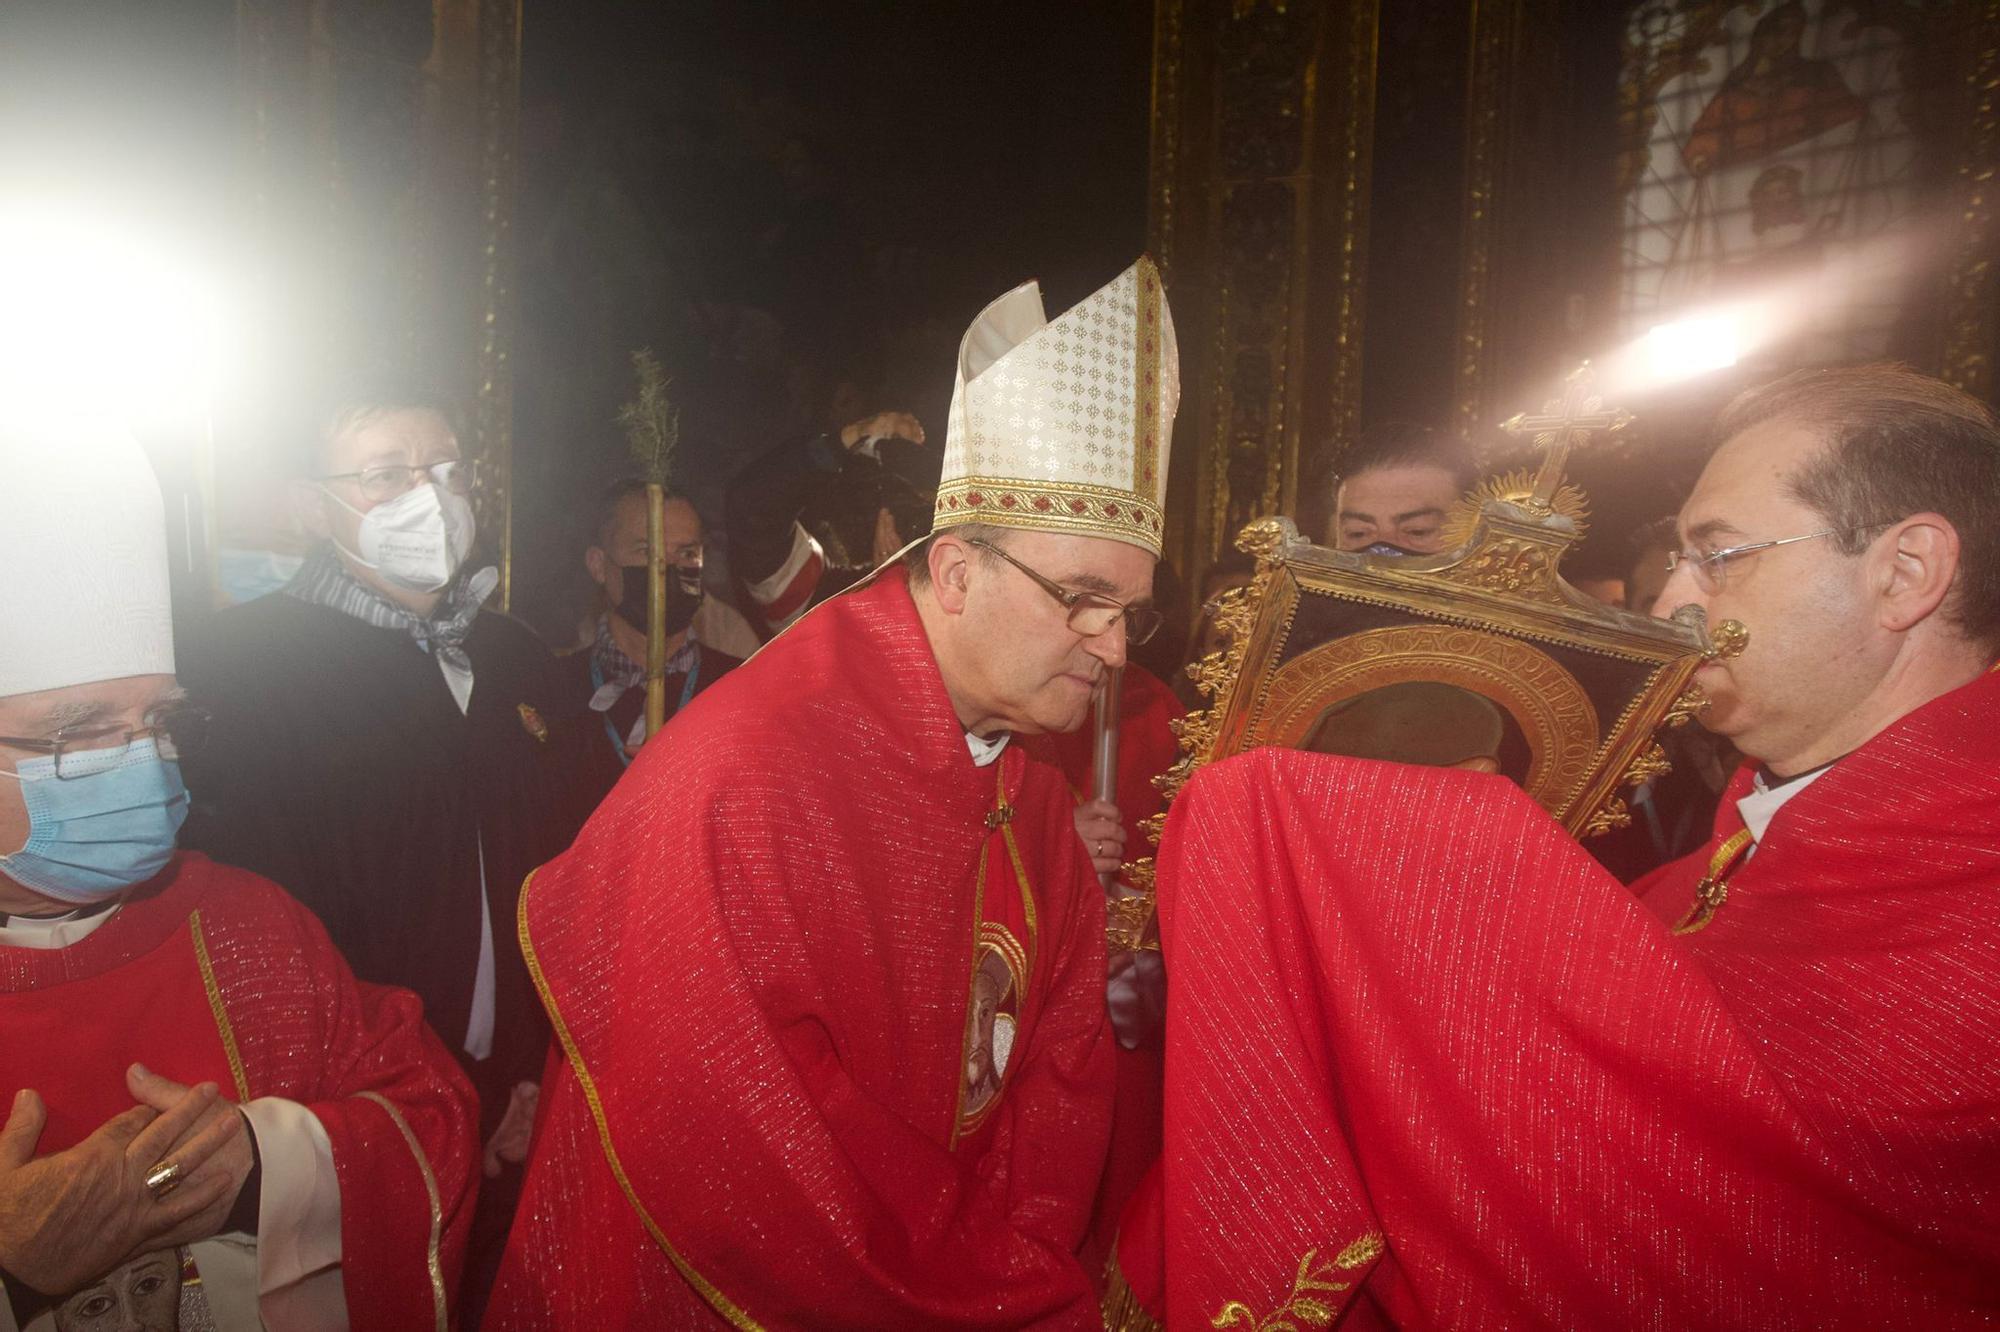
left=1619, top=1, right=1922, bottom=365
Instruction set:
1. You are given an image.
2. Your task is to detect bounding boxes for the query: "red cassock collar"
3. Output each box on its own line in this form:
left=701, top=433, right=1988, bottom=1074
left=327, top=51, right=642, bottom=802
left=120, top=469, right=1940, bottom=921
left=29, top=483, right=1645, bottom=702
left=0, top=854, right=218, bottom=991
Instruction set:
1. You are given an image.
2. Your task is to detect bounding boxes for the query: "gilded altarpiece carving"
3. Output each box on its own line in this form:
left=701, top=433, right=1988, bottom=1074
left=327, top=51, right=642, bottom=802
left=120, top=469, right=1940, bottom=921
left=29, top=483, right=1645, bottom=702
left=1148, top=0, right=1379, bottom=592
left=1453, top=0, right=1580, bottom=441
left=1940, top=1, right=2000, bottom=397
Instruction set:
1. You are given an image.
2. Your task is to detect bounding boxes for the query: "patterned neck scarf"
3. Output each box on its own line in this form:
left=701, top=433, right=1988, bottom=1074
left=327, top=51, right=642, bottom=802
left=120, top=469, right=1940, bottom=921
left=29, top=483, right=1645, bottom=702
left=589, top=614, right=698, bottom=712
left=284, top=544, right=498, bottom=680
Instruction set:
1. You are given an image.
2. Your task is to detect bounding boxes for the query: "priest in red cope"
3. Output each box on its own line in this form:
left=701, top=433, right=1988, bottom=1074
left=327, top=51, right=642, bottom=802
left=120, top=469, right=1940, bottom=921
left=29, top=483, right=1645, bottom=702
left=492, top=258, right=1179, bottom=1328
left=1108, top=363, right=2000, bottom=1330
left=0, top=423, right=477, bottom=1330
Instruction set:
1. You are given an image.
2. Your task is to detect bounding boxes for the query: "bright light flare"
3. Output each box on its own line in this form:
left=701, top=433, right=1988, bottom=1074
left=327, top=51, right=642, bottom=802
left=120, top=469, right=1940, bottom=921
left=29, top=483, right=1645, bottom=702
left=1589, top=227, right=1934, bottom=402
left=1644, top=313, right=1742, bottom=382
left=0, top=202, right=231, bottom=431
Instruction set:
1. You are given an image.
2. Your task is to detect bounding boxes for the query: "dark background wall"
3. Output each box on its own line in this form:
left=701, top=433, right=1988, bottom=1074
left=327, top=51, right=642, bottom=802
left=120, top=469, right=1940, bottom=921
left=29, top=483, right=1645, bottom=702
left=511, top=0, right=1154, bottom=638
left=0, top=0, right=1155, bottom=642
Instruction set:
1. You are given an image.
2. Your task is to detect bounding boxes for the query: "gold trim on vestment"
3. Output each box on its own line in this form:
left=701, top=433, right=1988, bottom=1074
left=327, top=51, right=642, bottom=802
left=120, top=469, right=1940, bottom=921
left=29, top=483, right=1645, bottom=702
left=1133, top=255, right=1165, bottom=500
left=1212, top=1234, right=1385, bottom=1331
left=948, top=833, right=995, bottom=1150
left=187, top=910, right=251, bottom=1102
left=934, top=477, right=1165, bottom=555
left=1672, top=828, right=1754, bottom=935
left=355, top=1090, right=448, bottom=1332
left=956, top=918, right=1027, bottom=1141
left=192, top=911, right=445, bottom=1326
left=976, top=923, right=1029, bottom=999
left=951, top=763, right=1045, bottom=1146
left=516, top=869, right=765, bottom=1332
left=1101, top=1248, right=1164, bottom=1332
left=999, top=816, right=1039, bottom=993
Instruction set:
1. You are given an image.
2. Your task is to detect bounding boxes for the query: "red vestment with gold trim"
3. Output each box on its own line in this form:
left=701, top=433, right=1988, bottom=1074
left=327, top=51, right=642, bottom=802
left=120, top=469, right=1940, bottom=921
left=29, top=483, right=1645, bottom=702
left=1112, top=669, right=2000, bottom=1329
left=490, top=567, right=1114, bottom=1329
left=0, top=852, right=478, bottom=1328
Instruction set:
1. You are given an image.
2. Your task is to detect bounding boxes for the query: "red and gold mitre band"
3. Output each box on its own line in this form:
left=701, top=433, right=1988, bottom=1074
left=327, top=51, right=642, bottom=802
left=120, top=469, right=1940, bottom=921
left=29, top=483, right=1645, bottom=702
left=934, top=477, right=1167, bottom=550
left=937, top=256, right=1179, bottom=558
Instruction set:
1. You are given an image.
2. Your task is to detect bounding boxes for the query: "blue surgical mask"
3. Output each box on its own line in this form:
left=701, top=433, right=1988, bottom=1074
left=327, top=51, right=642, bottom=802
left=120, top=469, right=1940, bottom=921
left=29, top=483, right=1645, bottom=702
left=0, top=739, right=189, bottom=904
left=216, top=545, right=305, bottom=605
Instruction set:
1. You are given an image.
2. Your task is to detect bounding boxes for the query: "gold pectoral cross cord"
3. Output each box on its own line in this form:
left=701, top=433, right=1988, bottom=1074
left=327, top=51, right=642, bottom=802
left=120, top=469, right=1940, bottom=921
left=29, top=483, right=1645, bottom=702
left=1671, top=828, right=1754, bottom=935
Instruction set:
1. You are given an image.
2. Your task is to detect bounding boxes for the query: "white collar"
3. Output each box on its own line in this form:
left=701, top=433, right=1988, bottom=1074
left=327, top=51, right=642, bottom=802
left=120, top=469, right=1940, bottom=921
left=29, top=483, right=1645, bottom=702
left=1736, top=764, right=1836, bottom=846
left=965, top=730, right=1010, bottom=767
left=0, top=903, right=119, bottom=951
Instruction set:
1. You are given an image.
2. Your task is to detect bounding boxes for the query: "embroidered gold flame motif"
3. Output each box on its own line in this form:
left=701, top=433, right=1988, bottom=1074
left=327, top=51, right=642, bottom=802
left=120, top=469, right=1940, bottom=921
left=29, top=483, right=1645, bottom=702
left=1211, top=1233, right=1385, bottom=1331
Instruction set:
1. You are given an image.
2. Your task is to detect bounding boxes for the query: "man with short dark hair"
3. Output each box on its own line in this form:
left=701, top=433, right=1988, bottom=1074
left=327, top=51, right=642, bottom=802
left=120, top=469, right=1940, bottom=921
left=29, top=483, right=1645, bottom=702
left=178, top=370, right=598, bottom=1311
left=1689, top=359, right=2000, bottom=666
left=1326, top=423, right=1480, bottom=554
left=1111, top=363, right=2000, bottom=1328
left=557, top=479, right=740, bottom=802
left=494, top=258, right=1179, bottom=1327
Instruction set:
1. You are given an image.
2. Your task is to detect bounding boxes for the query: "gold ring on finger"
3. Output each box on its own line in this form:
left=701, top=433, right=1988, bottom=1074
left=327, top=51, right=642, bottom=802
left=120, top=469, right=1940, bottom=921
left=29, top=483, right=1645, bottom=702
left=143, top=1160, right=185, bottom=1201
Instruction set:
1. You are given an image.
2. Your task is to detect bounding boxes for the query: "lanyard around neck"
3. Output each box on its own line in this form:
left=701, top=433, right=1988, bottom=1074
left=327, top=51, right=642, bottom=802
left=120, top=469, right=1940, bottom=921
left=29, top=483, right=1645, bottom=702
left=590, top=652, right=701, bottom=768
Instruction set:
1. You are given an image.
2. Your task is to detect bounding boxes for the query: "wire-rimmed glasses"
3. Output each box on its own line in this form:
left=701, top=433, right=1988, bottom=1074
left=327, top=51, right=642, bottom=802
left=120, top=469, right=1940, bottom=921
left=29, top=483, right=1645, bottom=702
left=966, top=538, right=1165, bottom=646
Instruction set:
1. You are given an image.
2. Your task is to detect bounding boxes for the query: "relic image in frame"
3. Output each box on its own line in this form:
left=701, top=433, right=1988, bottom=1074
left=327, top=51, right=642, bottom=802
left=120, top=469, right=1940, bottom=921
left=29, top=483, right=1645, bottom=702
left=1111, top=366, right=1745, bottom=950
left=1297, top=679, right=1524, bottom=779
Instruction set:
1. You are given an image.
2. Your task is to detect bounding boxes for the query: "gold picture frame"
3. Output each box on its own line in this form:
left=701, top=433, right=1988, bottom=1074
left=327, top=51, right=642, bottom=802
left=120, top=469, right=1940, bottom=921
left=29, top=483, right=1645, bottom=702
left=1111, top=488, right=1733, bottom=952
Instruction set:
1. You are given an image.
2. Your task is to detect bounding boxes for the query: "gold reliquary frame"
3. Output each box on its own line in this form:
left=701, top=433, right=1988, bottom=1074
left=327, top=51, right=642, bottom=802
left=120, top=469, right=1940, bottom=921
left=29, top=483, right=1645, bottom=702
left=1108, top=499, right=1731, bottom=953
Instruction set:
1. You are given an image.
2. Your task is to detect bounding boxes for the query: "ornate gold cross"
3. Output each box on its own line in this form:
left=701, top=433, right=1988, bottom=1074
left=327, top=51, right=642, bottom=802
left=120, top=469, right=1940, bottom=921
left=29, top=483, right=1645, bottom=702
left=1500, top=362, right=1633, bottom=510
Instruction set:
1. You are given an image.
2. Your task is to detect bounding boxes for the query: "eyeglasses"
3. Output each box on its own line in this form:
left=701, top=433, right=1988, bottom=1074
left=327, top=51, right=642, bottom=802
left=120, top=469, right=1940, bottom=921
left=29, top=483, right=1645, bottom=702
left=1665, top=523, right=1889, bottom=592
left=317, top=458, right=479, bottom=505
left=0, top=704, right=210, bottom=780
left=966, top=538, right=1164, bottom=645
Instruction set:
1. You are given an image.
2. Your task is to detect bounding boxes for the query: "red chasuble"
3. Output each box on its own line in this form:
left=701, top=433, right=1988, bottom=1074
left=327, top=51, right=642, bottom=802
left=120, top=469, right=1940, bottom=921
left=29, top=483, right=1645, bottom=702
left=1112, top=669, right=2000, bottom=1330
left=1032, top=664, right=1184, bottom=1284
left=0, top=852, right=478, bottom=1328
left=490, top=567, right=1114, bottom=1329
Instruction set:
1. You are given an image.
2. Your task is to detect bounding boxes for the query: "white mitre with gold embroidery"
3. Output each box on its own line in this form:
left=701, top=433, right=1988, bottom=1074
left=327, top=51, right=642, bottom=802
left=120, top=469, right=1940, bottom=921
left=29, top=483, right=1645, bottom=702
left=935, top=256, right=1178, bottom=557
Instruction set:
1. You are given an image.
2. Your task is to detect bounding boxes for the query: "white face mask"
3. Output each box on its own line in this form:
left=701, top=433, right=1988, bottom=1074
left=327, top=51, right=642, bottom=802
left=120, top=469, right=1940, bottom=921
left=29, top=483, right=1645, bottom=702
left=326, top=482, right=477, bottom=593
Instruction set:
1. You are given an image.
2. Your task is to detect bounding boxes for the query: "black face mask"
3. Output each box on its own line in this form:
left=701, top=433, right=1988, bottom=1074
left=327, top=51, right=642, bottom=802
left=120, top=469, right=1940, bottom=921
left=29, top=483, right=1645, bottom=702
left=611, top=562, right=703, bottom=637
